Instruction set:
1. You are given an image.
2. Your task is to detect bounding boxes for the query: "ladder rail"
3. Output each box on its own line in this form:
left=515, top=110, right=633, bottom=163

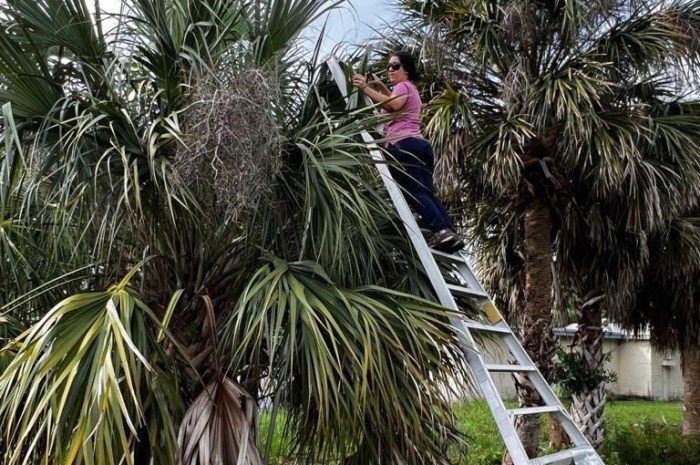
left=322, top=56, right=604, bottom=465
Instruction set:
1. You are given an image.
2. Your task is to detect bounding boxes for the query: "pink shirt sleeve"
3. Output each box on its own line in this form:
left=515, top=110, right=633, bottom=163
left=391, top=82, right=411, bottom=111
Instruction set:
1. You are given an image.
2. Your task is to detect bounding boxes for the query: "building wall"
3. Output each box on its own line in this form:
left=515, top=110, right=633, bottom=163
left=557, top=336, right=684, bottom=401
left=613, top=339, right=653, bottom=397
left=453, top=334, right=684, bottom=402
left=651, top=348, right=683, bottom=401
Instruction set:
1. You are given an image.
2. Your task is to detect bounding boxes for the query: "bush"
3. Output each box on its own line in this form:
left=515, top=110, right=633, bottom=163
left=605, top=420, right=700, bottom=465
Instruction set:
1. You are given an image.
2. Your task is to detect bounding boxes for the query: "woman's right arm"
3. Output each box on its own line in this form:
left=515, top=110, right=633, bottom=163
left=368, top=74, right=391, bottom=96
left=352, top=74, right=407, bottom=112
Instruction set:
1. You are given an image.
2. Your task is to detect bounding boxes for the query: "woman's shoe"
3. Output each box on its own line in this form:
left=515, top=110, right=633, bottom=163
left=428, top=229, right=464, bottom=253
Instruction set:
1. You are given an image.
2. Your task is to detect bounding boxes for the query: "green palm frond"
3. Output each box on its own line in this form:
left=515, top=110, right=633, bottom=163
left=5, top=0, right=106, bottom=61
left=222, top=258, right=471, bottom=464
left=662, top=217, right=700, bottom=270
left=0, top=102, right=90, bottom=313
left=279, top=119, right=395, bottom=281
left=244, top=0, right=343, bottom=66
left=0, top=312, right=21, bottom=373
left=0, top=19, right=62, bottom=118
left=590, top=1, right=700, bottom=77
left=0, top=282, right=176, bottom=465
left=125, top=0, right=247, bottom=104
left=627, top=215, right=700, bottom=350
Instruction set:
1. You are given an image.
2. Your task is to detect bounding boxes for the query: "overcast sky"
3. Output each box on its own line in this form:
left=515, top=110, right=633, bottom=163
left=94, top=0, right=393, bottom=52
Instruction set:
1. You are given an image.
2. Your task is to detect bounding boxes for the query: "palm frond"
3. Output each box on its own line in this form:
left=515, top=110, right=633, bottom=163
left=0, top=16, right=62, bottom=118
left=6, top=0, right=106, bottom=60
left=244, top=0, right=343, bottom=66
left=0, top=312, right=21, bottom=373
left=0, top=283, right=172, bottom=465
left=589, top=1, right=700, bottom=80
left=124, top=0, right=246, bottom=104
left=222, top=258, right=471, bottom=464
left=178, top=378, right=262, bottom=465
left=626, top=214, right=700, bottom=350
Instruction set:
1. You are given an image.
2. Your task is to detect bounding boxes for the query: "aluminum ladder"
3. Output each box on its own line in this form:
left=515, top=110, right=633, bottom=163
left=323, top=56, right=605, bottom=465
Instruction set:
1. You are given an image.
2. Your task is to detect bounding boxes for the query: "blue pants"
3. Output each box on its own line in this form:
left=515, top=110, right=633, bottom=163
left=387, top=137, right=454, bottom=232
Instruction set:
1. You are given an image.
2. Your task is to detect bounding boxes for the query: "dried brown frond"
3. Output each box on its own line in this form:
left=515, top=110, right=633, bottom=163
left=502, top=59, right=530, bottom=112
left=434, top=128, right=466, bottom=204
left=502, top=2, right=536, bottom=44
left=178, top=378, right=262, bottom=465
left=421, top=22, right=449, bottom=74
left=175, top=69, right=281, bottom=220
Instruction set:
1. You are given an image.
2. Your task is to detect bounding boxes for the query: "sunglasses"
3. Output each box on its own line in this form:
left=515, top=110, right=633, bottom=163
left=387, top=62, right=402, bottom=71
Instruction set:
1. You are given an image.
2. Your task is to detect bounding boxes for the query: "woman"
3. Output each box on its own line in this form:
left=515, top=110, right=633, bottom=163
left=352, top=51, right=463, bottom=253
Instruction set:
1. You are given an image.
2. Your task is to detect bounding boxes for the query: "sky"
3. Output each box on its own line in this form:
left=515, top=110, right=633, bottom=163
left=94, top=0, right=394, bottom=52
left=315, top=0, right=395, bottom=47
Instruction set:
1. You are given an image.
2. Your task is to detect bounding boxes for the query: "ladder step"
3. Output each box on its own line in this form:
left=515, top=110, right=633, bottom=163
left=430, top=249, right=465, bottom=264
left=507, top=405, right=561, bottom=417
left=447, top=284, right=489, bottom=299
left=485, top=364, right=537, bottom=373
left=529, top=446, right=595, bottom=465
left=463, top=320, right=511, bottom=334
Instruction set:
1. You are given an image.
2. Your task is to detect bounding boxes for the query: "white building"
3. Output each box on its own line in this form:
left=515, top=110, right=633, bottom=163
left=554, top=324, right=683, bottom=401
left=444, top=324, right=684, bottom=402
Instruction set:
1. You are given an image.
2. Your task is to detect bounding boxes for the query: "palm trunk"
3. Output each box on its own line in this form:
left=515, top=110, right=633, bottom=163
left=503, top=196, right=556, bottom=464
left=571, top=292, right=606, bottom=452
left=547, top=410, right=570, bottom=450
left=682, top=344, right=700, bottom=436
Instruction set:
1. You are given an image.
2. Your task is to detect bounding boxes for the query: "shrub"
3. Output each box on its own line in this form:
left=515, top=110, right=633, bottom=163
left=605, top=420, right=700, bottom=465
left=553, top=349, right=617, bottom=396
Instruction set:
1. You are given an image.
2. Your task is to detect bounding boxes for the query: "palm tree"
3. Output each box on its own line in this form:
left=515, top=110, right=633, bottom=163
left=393, top=0, right=700, bottom=457
left=627, top=211, right=700, bottom=436
left=0, top=1, right=474, bottom=463
left=553, top=95, right=700, bottom=450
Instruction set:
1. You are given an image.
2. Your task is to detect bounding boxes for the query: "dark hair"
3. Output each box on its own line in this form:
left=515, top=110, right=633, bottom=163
left=392, top=51, right=420, bottom=81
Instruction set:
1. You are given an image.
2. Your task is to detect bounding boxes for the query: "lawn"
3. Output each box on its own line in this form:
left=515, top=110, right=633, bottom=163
left=606, top=399, right=683, bottom=424
left=260, top=400, right=698, bottom=465
left=453, top=400, right=696, bottom=465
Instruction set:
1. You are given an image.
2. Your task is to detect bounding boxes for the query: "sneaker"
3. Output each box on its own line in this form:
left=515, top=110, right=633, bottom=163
left=428, top=229, right=464, bottom=253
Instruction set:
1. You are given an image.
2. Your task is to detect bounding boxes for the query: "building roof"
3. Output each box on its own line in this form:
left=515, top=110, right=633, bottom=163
left=553, top=323, right=650, bottom=341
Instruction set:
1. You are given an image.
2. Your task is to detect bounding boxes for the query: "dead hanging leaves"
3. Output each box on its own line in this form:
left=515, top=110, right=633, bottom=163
left=174, top=69, right=282, bottom=220
left=178, top=378, right=262, bottom=465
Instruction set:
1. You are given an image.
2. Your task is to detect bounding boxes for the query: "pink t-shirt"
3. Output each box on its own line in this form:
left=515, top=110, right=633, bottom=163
left=383, top=81, right=423, bottom=145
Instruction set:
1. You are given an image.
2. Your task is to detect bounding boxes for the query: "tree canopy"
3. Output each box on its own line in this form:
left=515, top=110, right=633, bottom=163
left=0, top=1, right=476, bottom=463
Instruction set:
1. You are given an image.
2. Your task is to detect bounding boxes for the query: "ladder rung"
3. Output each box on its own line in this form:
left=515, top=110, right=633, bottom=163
left=463, top=320, right=511, bottom=334
left=507, top=405, right=561, bottom=417
left=529, top=446, right=595, bottom=465
left=430, top=249, right=465, bottom=264
left=447, top=284, right=489, bottom=299
left=485, top=364, right=537, bottom=373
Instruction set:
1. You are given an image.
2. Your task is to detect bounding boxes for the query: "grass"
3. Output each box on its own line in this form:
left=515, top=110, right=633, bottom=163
left=604, top=401, right=697, bottom=465
left=606, top=399, right=683, bottom=425
left=258, top=400, right=698, bottom=465
left=453, top=400, right=695, bottom=465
